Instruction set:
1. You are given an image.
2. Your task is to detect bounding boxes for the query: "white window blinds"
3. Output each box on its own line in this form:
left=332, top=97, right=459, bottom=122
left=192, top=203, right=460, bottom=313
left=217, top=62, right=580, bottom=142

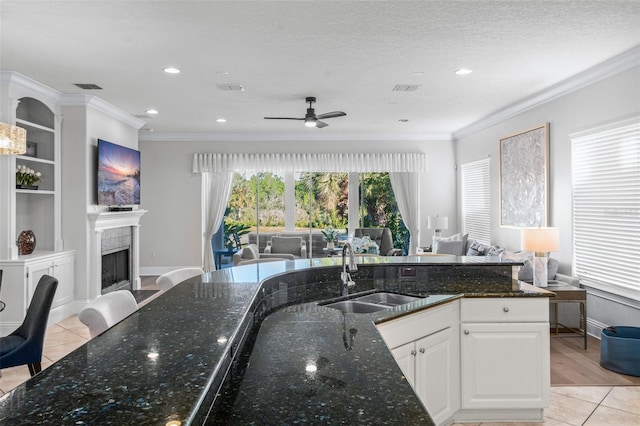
left=461, top=158, right=491, bottom=244
left=570, top=116, right=640, bottom=301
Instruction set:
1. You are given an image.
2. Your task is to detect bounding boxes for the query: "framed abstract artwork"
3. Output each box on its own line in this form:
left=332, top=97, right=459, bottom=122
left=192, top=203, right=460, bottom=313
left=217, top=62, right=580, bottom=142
left=499, top=123, right=549, bottom=228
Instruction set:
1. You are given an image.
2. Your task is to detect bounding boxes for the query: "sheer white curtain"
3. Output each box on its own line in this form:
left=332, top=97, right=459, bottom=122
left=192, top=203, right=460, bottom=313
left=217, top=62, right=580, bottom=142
left=389, top=172, right=421, bottom=254
left=193, top=152, right=427, bottom=263
left=202, top=172, right=234, bottom=271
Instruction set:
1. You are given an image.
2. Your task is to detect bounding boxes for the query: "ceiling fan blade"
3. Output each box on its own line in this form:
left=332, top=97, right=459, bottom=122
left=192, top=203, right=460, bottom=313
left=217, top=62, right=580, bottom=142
left=315, top=120, right=329, bottom=128
left=317, top=111, right=346, bottom=120
left=264, top=117, right=305, bottom=120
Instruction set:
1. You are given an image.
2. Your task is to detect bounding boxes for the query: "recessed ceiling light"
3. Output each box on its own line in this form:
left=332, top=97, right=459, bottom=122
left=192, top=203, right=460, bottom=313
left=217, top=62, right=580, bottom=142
left=215, top=71, right=229, bottom=76
left=413, top=72, right=425, bottom=76
left=455, top=68, right=473, bottom=75
left=146, top=109, right=159, bottom=115
left=147, top=352, right=159, bottom=359
left=216, top=118, right=227, bottom=123
left=163, top=67, right=181, bottom=74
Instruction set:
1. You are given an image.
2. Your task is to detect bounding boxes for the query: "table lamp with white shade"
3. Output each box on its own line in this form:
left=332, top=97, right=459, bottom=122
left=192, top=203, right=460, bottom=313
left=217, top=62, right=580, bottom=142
left=521, top=226, right=559, bottom=287
left=427, top=215, right=448, bottom=238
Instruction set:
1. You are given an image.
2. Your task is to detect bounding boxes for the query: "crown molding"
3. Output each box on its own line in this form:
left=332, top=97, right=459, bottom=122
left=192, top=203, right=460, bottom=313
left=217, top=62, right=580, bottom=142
left=0, top=70, right=62, bottom=106
left=138, top=131, right=453, bottom=142
left=453, top=45, right=640, bottom=140
left=60, top=94, right=146, bottom=129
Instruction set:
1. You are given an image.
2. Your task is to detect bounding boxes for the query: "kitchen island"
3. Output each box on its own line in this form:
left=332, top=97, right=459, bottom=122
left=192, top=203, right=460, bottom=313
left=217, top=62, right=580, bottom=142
left=0, top=256, right=552, bottom=425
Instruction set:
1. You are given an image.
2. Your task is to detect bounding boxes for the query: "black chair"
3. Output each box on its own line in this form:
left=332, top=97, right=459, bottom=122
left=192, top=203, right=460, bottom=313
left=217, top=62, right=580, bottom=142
left=0, top=275, right=58, bottom=376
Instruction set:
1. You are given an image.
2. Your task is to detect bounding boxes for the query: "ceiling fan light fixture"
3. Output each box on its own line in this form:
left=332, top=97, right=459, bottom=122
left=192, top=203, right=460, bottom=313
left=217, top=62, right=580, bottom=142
left=304, top=118, right=317, bottom=128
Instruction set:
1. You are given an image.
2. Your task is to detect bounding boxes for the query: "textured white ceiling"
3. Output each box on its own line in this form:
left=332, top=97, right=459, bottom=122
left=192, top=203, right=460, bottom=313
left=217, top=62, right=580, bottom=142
left=1, top=0, right=639, bottom=138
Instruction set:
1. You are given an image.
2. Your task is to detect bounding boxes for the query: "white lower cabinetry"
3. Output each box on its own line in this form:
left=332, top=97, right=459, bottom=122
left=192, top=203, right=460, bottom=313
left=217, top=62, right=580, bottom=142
left=456, top=297, right=550, bottom=423
left=0, top=251, right=75, bottom=336
left=377, top=296, right=551, bottom=425
left=377, top=301, right=460, bottom=425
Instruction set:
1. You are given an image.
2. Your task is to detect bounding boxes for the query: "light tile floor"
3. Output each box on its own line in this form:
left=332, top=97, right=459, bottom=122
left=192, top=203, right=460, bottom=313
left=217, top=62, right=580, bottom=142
left=1, top=289, right=639, bottom=426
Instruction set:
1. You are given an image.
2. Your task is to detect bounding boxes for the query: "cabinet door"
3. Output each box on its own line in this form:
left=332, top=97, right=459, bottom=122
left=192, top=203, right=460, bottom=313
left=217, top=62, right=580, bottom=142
left=50, top=254, right=74, bottom=309
left=26, top=259, right=53, bottom=303
left=391, top=342, right=416, bottom=388
left=415, top=327, right=459, bottom=425
left=461, top=322, right=550, bottom=409
left=26, top=253, right=75, bottom=310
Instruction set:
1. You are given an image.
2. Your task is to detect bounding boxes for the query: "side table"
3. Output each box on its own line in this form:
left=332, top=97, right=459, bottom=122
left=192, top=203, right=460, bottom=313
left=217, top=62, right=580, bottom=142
left=548, top=281, right=587, bottom=349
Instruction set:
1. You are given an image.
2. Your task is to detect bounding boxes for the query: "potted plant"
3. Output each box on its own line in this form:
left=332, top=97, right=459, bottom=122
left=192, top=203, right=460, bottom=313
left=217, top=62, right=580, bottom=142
left=16, top=165, right=41, bottom=189
left=223, top=221, right=250, bottom=252
left=321, top=227, right=339, bottom=250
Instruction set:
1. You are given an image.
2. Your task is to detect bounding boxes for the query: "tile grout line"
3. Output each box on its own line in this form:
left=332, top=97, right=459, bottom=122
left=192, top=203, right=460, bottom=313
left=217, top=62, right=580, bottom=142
left=581, top=386, right=613, bottom=426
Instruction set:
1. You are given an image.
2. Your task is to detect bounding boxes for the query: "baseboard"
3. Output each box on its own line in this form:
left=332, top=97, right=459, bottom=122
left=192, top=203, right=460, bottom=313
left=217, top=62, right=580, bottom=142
left=587, top=317, right=608, bottom=340
left=453, top=408, right=544, bottom=423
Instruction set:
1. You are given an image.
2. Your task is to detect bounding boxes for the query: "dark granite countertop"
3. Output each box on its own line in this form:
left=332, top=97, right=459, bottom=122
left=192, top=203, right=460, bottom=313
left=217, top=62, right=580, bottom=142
left=0, top=256, right=552, bottom=425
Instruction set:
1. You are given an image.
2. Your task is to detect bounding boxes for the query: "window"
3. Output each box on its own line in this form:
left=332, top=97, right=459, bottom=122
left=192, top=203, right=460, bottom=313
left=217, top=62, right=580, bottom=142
left=461, top=158, right=491, bottom=244
left=223, top=171, right=406, bottom=252
left=359, top=172, right=408, bottom=251
left=571, top=117, right=640, bottom=301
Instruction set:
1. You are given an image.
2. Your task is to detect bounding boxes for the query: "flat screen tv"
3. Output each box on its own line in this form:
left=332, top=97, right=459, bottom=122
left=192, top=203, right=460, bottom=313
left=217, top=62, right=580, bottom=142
left=97, top=139, right=141, bottom=207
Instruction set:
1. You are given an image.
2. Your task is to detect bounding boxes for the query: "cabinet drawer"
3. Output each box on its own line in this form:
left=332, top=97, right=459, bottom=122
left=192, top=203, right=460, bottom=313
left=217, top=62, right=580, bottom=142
left=461, top=298, right=548, bottom=322
left=377, top=300, right=459, bottom=349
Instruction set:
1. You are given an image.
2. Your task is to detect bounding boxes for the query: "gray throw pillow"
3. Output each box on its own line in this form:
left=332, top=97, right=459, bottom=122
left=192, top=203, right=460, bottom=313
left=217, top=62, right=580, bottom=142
left=466, top=240, right=485, bottom=256
left=433, top=239, right=466, bottom=255
left=485, top=246, right=504, bottom=257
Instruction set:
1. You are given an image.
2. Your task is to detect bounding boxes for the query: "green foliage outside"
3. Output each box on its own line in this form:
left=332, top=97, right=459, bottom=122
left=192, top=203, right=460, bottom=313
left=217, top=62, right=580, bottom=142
left=226, top=171, right=409, bottom=253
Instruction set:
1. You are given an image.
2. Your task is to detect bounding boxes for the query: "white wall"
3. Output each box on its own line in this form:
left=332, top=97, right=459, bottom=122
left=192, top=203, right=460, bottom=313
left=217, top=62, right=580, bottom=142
left=61, top=102, right=139, bottom=302
left=138, top=138, right=456, bottom=273
left=455, top=66, right=639, bottom=272
left=455, top=65, right=640, bottom=332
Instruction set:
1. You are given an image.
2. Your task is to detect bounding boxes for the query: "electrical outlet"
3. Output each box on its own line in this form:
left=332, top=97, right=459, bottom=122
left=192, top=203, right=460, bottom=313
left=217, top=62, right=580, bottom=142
left=151, top=250, right=156, bottom=257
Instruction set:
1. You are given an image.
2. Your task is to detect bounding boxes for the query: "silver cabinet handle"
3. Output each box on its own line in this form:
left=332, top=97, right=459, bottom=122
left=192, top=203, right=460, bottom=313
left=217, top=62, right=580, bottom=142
left=419, top=348, right=425, bottom=353
left=464, top=330, right=470, bottom=335
left=411, top=350, right=417, bottom=356
left=503, top=307, right=509, bottom=312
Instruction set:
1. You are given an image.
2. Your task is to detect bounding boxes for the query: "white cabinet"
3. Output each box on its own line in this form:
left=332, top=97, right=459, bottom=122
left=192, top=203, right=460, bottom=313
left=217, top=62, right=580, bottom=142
left=0, top=251, right=75, bottom=336
left=26, top=252, right=75, bottom=311
left=377, top=301, right=460, bottom=425
left=1, top=95, right=62, bottom=260
left=0, top=76, right=74, bottom=336
left=459, top=297, right=550, bottom=419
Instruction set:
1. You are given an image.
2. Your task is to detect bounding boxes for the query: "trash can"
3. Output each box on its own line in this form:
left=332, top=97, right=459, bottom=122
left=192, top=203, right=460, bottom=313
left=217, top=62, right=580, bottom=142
left=600, top=326, right=640, bottom=377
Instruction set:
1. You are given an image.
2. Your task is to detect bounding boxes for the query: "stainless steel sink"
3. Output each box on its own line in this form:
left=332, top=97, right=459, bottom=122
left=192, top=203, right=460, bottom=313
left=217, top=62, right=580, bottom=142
left=324, top=292, right=425, bottom=314
left=354, top=292, right=422, bottom=306
left=325, top=300, right=389, bottom=314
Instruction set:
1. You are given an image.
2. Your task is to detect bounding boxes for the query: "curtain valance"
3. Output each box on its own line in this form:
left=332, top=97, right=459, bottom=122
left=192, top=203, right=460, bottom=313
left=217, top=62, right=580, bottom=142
left=192, top=152, right=427, bottom=173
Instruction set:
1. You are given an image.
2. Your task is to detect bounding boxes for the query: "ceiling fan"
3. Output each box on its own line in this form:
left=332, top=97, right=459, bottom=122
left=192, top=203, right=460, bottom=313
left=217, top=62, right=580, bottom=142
left=264, top=97, right=346, bottom=128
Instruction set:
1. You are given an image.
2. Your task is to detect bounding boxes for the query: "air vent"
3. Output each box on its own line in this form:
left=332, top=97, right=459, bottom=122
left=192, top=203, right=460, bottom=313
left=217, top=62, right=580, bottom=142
left=216, top=83, right=244, bottom=91
left=74, top=83, right=103, bottom=90
left=393, top=84, right=420, bottom=92
left=134, top=114, right=154, bottom=120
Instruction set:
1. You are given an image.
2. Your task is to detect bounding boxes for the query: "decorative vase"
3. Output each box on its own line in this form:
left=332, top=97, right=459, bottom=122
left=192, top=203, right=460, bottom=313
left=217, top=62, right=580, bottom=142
left=17, top=230, right=36, bottom=255
left=327, top=242, right=335, bottom=251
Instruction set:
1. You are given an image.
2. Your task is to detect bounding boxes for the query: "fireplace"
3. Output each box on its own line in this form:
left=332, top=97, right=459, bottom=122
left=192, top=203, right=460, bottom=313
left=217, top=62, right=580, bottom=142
left=102, top=248, right=131, bottom=294
left=100, top=226, right=133, bottom=294
left=88, top=209, right=146, bottom=301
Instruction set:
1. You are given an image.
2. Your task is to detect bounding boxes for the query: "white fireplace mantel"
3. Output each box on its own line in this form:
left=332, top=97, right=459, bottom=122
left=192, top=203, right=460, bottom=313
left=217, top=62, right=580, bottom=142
left=88, top=210, right=148, bottom=231
left=88, top=210, right=147, bottom=300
